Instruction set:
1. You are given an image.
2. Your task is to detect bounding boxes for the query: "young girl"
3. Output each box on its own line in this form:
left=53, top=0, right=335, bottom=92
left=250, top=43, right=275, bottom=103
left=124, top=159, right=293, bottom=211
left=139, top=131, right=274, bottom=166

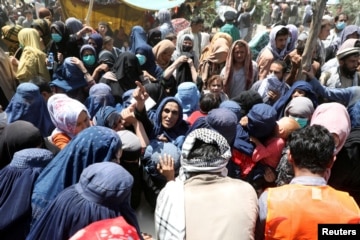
left=203, top=75, right=229, bottom=102
left=47, top=94, right=90, bottom=149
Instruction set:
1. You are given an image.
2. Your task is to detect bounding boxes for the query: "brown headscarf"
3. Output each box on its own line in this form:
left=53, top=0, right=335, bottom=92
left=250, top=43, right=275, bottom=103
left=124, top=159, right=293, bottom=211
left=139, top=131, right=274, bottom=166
left=223, top=40, right=253, bottom=93
left=199, top=32, right=232, bottom=62
left=198, top=36, right=232, bottom=85
left=152, top=39, right=176, bottom=70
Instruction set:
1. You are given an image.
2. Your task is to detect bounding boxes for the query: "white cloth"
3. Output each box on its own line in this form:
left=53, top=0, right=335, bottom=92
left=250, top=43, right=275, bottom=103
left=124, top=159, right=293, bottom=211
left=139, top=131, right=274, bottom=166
left=155, top=179, right=185, bottom=240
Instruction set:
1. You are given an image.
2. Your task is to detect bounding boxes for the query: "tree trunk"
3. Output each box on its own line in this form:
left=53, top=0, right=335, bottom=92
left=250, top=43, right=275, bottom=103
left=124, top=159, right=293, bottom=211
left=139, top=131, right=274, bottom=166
left=297, top=0, right=327, bottom=80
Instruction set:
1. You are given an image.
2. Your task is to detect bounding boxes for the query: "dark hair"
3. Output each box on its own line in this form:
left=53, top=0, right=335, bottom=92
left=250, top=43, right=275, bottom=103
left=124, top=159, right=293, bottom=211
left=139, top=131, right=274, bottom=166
left=165, top=33, right=177, bottom=41
left=199, top=92, right=221, bottom=113
left=276, top=27, right=290, bottom=38
left=272, top=60, right=287, bottom=74
left=103, top=35, right=113, bottom=45
left=334, top=13, right=348, bottom=22
left=29, top=76, right=52, bottom=94
left=188, top=139, right=220, bottom=160
left=288, top=125, right=335, bottom=174
left=191, top=16, right=204, bottom=25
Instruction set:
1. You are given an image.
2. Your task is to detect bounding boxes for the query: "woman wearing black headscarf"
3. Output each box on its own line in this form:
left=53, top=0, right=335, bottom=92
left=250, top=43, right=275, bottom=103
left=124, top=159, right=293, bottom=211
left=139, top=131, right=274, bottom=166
left=0, top=121, right=43, bottom=169
left=48, top=21, right=69, bottom=64
left=99, top=52, right=143, bottom=104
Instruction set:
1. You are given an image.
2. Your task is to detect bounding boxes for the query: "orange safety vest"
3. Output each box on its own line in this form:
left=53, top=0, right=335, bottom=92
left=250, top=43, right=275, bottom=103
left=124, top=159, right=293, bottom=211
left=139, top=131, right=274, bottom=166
left=265, top=184, right=360, bottom=240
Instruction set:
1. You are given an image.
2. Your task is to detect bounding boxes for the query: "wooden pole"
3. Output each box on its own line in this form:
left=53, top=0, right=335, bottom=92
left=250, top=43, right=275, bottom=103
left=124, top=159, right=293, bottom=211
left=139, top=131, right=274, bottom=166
left=297, top=0, right=327, bottom=80
left=84, top=0, right=95, bottom=26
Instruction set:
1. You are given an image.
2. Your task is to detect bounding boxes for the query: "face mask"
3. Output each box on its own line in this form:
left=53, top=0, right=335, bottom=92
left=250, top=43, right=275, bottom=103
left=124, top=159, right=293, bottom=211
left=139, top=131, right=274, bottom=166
left=293, top=117, right=308, bottom=128
left=182, top=45, right=192, bottom=52
left=82, top=55, right=96, bottom=66
left=336, top=21, right=346, bottom=31
left=51, top=33, right=62, bottom=43
left=136, top=54, right=146, bottom=66
left=287, top=37, right=291, bottom=44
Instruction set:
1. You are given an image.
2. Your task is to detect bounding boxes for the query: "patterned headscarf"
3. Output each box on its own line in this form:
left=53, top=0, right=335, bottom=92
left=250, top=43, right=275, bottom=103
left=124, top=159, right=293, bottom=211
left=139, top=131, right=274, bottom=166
left=181, top=128, right=231, bottom=178
left=10, top=148, right=53, bottom=169
left=69, top=216, right=140, bottom=240
left=47, top=94, right=90, bottom=138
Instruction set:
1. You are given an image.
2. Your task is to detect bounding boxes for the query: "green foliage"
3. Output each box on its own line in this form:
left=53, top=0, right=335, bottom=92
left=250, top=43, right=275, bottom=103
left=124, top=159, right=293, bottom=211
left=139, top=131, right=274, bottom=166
left=199, top=0, right=218, bottom=27
left=185, top=0, right=218, bottom=27
left=251, top=0, right=271, bottom=24
left=327, top=0, right=360, bottom=23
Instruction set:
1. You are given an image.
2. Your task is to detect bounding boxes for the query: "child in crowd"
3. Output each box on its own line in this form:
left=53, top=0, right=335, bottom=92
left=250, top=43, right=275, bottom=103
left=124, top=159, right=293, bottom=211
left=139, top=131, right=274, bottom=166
left=242, top=103, right=300, bottom=193
left=203, top=75, right=229, bottom=102
left=187, top=92, right=221, bottom=125
left=47, top=94, right=90, bottom=149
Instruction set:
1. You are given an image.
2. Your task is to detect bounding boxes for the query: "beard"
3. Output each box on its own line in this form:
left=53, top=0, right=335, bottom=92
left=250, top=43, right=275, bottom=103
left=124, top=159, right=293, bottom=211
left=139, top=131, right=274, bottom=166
left=341, top=65, right=357, bottom=78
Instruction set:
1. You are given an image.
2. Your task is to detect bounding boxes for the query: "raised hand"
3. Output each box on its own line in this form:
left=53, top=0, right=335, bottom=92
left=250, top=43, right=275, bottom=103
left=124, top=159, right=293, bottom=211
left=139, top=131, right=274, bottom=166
left=157, top=154, right=175, bottom=181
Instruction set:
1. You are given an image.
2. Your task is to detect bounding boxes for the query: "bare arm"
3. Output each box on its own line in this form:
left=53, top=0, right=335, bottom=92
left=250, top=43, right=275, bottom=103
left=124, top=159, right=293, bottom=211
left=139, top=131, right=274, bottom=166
left=70, top=57, right=95, bottom=86
left=187, top=58, right=199, bottom=83
left=163, top=55, right=188, bottom=80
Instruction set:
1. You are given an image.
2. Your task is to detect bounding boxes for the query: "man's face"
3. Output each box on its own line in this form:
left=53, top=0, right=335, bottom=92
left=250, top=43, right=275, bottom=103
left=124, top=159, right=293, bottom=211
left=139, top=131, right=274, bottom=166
left=192, top=23, right=203, bottom=33
left=275, top=34, right=288, bottom=51
left=233, top=44, right=246, bottom=64
left=319, top=24, right=331, bottom=40
left=269, top=62, right=284, bottom=80
left=340, top=54, right=360, bottom=76
left=26, top=12, right=32, bottom=20
left=337, top=14, right=347, bottom=24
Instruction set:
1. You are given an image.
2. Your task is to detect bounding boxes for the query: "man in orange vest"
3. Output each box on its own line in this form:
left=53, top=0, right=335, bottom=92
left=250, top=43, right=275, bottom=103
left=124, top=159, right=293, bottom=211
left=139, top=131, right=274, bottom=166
left=256, top=125, right=360, bottom=240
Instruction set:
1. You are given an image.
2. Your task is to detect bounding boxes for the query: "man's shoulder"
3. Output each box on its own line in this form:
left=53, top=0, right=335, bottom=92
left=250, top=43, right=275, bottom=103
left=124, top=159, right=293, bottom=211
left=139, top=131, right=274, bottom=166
left=224, top=177, right=258, bottom=197
left=257, top=49, right=274, bottom=64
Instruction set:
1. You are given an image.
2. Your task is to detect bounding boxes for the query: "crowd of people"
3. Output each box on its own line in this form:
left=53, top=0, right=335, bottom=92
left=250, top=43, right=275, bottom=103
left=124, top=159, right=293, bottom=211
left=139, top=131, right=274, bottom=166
left=0, top=0, right=360, bottom=239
